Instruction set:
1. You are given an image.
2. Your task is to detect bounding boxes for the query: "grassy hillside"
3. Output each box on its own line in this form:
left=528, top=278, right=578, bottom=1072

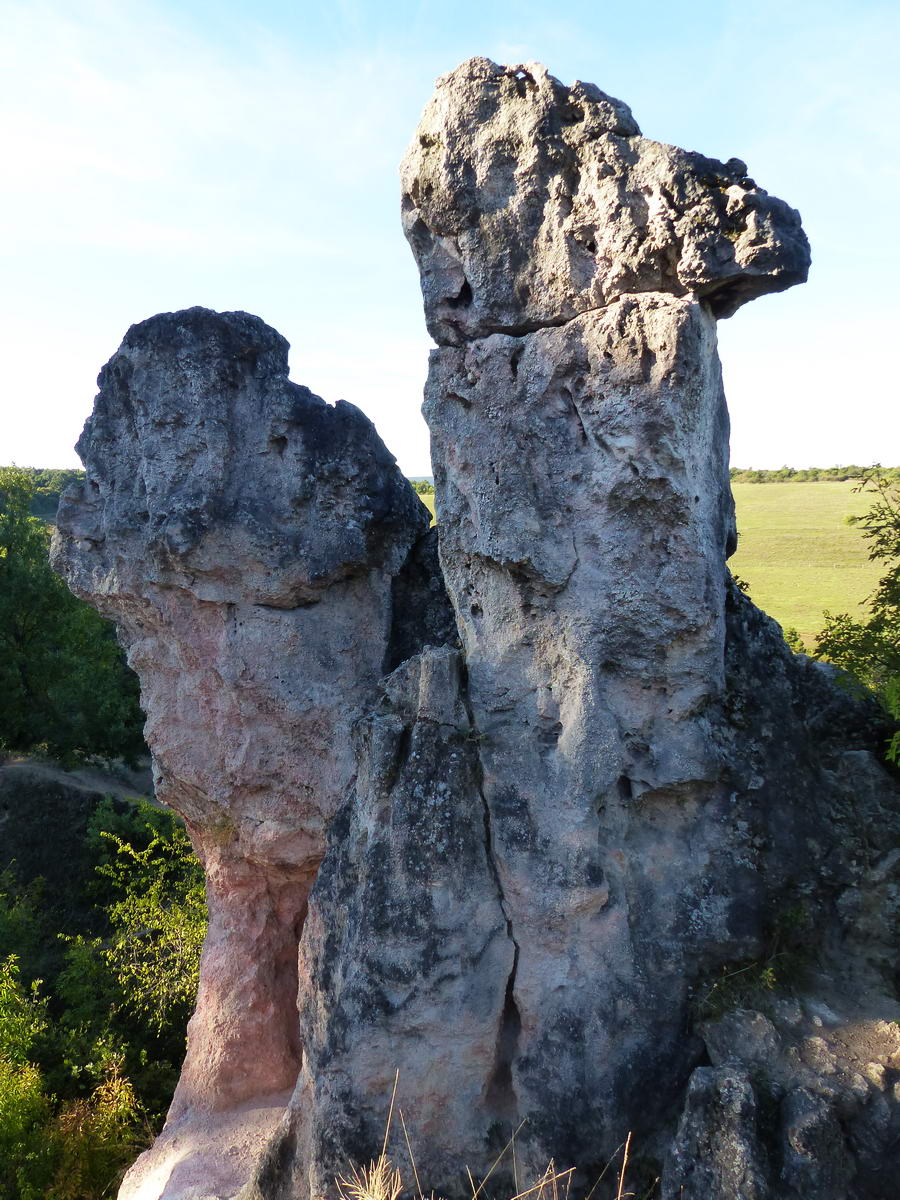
left=730, top=480, right=881, bottom=647
left=417, top=481, right=879, bottom=648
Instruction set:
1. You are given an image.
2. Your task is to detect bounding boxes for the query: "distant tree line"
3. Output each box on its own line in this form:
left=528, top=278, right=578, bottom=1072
left=408, top=478, right=435, bottom=495
left=730, top=466, right=900, bottom=484
left=12, top=468, right=86, bottom=523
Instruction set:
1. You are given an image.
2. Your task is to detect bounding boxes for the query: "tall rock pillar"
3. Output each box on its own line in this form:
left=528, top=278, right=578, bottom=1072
left=399, top=57, right=810, bottom=1165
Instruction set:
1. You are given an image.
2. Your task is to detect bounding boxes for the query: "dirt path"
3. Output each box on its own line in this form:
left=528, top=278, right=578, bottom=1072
left=0, top=755, right=156, bottom=805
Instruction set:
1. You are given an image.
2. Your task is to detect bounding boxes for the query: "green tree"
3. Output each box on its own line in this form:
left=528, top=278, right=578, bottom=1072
left=18, top=469, right=86, bottom=523
left=97, top=811, right=206, bottom=1034
left=0, top=797, right=206, bottom=1198
left=815, top=468, right=900, bottom=762
left=409, top=478, right=435, bottom=495
left=0, top=467, right=145, bottom=763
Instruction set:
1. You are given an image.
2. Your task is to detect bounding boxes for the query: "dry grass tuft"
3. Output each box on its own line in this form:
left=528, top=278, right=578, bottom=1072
left=334, top=1073, right=639, bottom=1200
left=336, top=1155, right=404, bottom=1200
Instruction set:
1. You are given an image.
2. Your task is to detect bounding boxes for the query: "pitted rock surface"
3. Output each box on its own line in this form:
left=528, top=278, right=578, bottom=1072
left=401, top=57, right=810, bottom=345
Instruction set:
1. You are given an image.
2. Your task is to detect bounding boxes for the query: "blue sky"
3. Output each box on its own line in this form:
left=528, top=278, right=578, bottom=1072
left=2, top=0, right=898, bottom=472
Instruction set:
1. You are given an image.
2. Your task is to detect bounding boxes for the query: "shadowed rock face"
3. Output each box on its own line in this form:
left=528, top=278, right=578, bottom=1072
left=52, top=307, right=432, bottom=1198
left=52, top=59, right=899, bottom=1200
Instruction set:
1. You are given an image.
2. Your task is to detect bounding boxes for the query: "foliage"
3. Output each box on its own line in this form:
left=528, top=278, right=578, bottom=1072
left=45, top=1063, right=147, bottom=1200
left=408, top=478, right=435, bottom=495
left=782, top=626, right=807, bottom=653
left=13, top=468, right=87, bottom=523
left=0, top=466, right=145, bottom=763
left=0, top=798, right=207, bottom=1198
left=0, top=956, right=47, bottom=1064
left=0, top=1053, right=147, bottom=1200
left=99, top=812, right=206, bottom=1032
left=814, top=468, right=900, bottom=762
left=0, top=1057, right=53, bottom=1200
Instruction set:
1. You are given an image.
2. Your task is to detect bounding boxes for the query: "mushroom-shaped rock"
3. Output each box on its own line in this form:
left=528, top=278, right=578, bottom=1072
left=52, top=307, right=430, bottom=1198
left=401, top=57, right=810, bottom=344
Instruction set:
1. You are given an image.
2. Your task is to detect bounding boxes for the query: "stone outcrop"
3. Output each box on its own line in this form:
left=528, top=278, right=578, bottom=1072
left=53, top=58, right=900, bottom=1200
left=52, top=307, right=432, bottom=1197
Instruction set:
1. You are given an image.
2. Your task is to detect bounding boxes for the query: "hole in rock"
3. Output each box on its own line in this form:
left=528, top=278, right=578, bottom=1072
left=408, top=216, right=434, bottom=257
left=446, top=279, right=473, bottom=309
left=270, top=435, right=288, bottom=456
left=385, top=724, right=413, bottom=793
left=511, top=68, right=534, bottom=97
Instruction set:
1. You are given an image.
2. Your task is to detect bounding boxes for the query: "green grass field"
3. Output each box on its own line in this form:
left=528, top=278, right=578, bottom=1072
left=730, top=480, right=880, bottom=647
left=417, top=481, right=879, bottom=648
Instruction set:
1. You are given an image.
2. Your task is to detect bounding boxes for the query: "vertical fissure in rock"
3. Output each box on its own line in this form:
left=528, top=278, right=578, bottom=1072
left=484, top=944, right=522, bottom=1120
left=460, top=666, right=523, bottom=1118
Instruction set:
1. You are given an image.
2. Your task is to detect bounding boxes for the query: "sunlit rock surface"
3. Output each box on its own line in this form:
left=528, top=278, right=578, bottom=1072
left=400, top=57, right=809, bottom=344
left=53, top=58, right=900, bottom=1200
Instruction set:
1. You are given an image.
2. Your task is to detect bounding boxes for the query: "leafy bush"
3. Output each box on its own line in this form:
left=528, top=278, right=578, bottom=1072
left=0, top=1057, right=54, bottom=1200
left=0, top=799, right=206, bottom=1198
left=814, top=468, right=900, bottom=761
left=99, top=814, right=206, bottom=1033
left=782, top=626, right=807, bottom=653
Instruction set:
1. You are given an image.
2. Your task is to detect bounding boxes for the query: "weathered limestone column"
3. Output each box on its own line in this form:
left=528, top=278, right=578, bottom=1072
left=398, top=57, right=811, bottom=1170
left=52, top=307, right=429, bottom=1199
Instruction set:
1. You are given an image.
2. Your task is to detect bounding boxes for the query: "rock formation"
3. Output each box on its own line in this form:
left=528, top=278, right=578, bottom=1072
left=52, top=308, right=433, bottom=1197
left=53, top=58, right=900, bottom=1200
